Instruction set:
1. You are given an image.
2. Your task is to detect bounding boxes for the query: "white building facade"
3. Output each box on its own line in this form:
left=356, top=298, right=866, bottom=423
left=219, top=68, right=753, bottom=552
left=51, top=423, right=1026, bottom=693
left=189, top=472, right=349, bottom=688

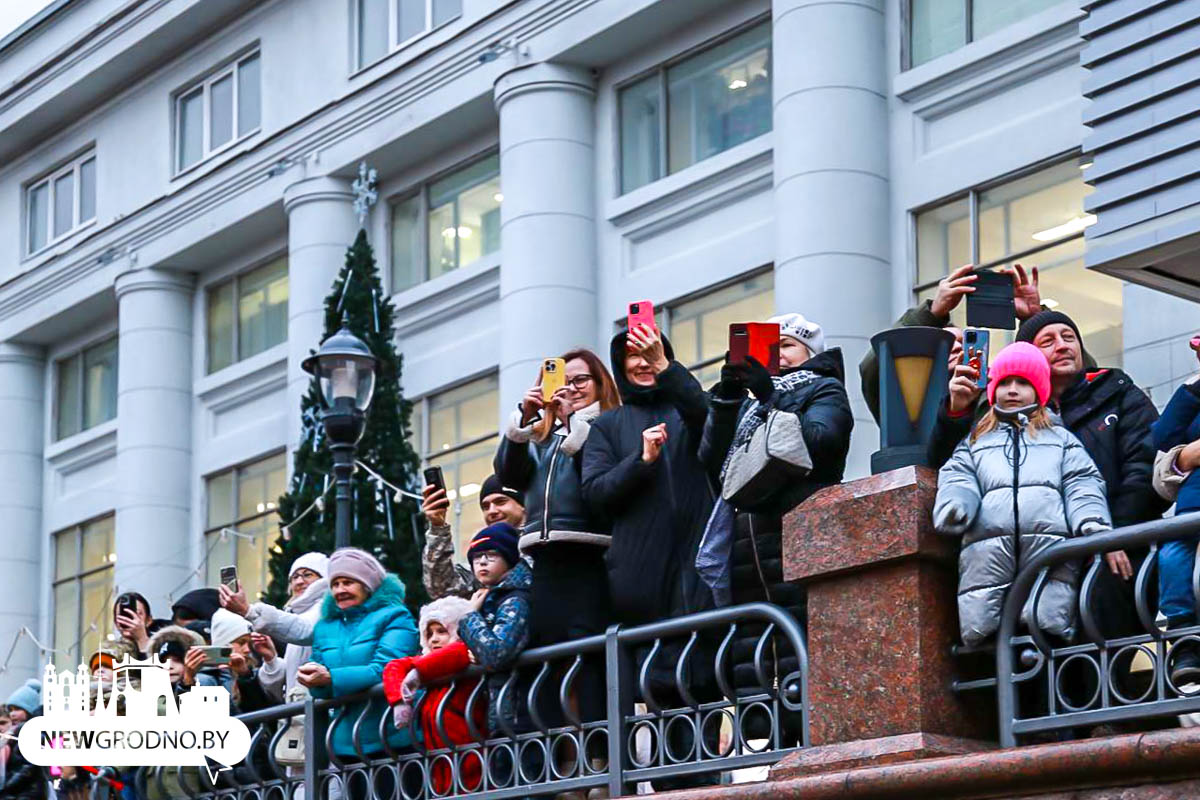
left=0, top=0, right=1193, bottom=695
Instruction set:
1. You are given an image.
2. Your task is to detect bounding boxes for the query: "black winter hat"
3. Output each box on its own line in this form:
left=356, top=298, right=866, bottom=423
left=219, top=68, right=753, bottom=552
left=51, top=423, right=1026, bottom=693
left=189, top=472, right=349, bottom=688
left=479, top=475, right=524, bottom=509
left=467, top=522, right=521, bottom=569
left=1016, top=310, right=1082, bottom=346
left=171, top=588, right=221, bottom=623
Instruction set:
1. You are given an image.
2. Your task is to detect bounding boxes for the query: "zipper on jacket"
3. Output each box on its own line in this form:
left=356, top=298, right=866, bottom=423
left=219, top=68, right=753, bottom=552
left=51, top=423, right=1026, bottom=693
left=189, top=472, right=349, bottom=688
left=542, top=434, right=563, bottom=542
left=1009, top=422, right=1023, bottom=573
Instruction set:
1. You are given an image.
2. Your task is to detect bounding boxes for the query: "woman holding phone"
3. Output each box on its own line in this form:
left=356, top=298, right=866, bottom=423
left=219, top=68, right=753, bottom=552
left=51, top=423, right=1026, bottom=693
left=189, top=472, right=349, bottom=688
left=494, top=349, right=620, bottom=737
left=699, top=313, right=853, bottom=744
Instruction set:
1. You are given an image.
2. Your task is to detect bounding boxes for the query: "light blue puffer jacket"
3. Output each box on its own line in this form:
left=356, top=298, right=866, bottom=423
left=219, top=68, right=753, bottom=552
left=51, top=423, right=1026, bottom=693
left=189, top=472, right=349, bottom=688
left=309, top=574, right=419, bottom=757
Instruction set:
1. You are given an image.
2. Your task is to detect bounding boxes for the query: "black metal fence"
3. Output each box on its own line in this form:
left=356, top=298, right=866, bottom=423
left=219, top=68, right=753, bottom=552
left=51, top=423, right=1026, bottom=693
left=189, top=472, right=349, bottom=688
left=135, top=602, right=808, bottom=799
left=994, top=513, right=1200, bottom=747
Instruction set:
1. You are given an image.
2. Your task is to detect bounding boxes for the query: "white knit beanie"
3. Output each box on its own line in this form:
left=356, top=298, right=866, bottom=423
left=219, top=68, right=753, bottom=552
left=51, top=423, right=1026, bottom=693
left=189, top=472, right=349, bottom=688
left=210, top=608, right=253, bottom=648
left=289, top=551, right=329, bottom=579
left=769, top=313, right=825, bottom=354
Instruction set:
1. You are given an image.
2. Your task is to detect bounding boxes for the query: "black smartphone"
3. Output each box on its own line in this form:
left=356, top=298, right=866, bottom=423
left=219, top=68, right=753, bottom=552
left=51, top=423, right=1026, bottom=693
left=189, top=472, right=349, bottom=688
left=115, top=596, right=135, bottom=619
left=962, top=328, right=990, bottom=389
left=965, top=269, right=1016, bottom=330
left=219, top=565, right=238, bottom=592
left=423, top=466, right=446, bottom=496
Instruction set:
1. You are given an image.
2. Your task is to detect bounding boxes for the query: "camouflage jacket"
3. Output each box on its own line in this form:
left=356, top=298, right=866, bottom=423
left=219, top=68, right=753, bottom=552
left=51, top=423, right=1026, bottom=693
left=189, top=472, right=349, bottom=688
left=422, top=523, right=476, bottom=600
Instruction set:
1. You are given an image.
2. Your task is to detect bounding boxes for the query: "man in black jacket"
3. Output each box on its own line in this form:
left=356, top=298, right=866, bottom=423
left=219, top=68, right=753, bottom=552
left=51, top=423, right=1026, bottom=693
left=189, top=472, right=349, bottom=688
left=928, top=310, right=1167, bottom=637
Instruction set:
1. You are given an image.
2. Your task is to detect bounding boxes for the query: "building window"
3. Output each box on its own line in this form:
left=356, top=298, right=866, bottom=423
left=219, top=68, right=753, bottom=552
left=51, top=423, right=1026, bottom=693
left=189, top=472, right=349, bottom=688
left=207, top=257, right=288, bottom=373
left=909, top=0, right=1062, bottom=68
left=356, top=0, right=463, bottom=69
left=619, top=21, right=771, bottom=194
left=391, top=154, right=501, bottom=292
left=175, top=51, right=261, bottom=174
left=412, top=374, right=498, bottom=553
left=659, top=272, right=775, bottom=387
left=52, top=516, right=115, bottom=670
left=204, top=451, right=288, bottom=602
left=915, top=159, right=1124, bottom=366
left=55, top=336, right=118, bottom=441
left=26, top=150, right=97, bottom=256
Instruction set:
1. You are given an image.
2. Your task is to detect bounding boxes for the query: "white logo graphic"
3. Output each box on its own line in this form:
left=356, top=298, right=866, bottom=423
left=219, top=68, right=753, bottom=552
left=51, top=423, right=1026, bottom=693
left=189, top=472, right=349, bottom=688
left=18, top=656, right=251, bottom=781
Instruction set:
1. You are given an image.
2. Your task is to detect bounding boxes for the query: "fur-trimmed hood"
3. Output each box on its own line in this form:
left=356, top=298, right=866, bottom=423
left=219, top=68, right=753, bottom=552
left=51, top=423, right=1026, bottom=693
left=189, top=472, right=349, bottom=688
left=320, top=573, right=407, bottom=621
left=418, top=596, right=472, bottom=653
left=147, top=624, right=206, bottom=658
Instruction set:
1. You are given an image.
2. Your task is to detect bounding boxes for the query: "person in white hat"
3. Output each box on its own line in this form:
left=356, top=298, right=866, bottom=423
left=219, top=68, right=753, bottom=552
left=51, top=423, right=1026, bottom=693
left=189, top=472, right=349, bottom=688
left=219, top=551, right=330, bottom=702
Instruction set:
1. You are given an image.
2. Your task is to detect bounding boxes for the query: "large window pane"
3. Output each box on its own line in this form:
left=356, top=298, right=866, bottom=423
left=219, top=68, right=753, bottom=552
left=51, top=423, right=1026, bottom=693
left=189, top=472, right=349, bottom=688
left=398, top=0, right=425, bottom=43
left=205, top=452, right=286, bottom=601
left=53, top=172, right=74, bottom=238
left=210, top=73, right=235, bottom=150
left=56, top=353, right=82, bottom=440
left=28, top=182, right=48, bottom=253
left=207, top=280, right=235, bottom=373
left=81, top=517, right=115, bottom=573
left=178, top=88, right=204, bottom=170
left=82, top=338, right=118, bottom=430
left=53, top=581, right=78, bottom=670
left=973, top=0, right=1060, bottom=40
left=80, top=570, right=111, bottom=662
left=916, top=196, right=970, bottom=285
left=456, top=175, right=501, bottom=266
left=428, top=202, right=457, bottom=279
left=237, top=54, right=261, bottom=137
left=667, top=23, right=771, bottom=175
left=238, top=258, right=289, bottom=360
left=55, top=528, right=79, bottom=582
left=979, top=161, right=1094, bottom=263
left=432, top=0, right=461, bottom=27
left=207, top=470, right=236, bottom=530
left=669, top=273, right=775, bottom=385
left=358, top=0, right=390, bottom=67
left=619, top=74, right=662, bottom=193
left=392, top=194, right=423, bottom=291
left=79, top=158, right=96, bottom=223
left=427, top=156, right=501, bottom=278
left=911, top=0, right=966, bottom=66
left=427, top=375, right=499, bottom=453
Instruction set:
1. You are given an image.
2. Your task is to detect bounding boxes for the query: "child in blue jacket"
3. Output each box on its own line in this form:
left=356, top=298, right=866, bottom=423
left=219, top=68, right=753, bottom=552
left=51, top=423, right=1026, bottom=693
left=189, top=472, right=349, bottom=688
left=1151, top=345, right=1200, bottom=686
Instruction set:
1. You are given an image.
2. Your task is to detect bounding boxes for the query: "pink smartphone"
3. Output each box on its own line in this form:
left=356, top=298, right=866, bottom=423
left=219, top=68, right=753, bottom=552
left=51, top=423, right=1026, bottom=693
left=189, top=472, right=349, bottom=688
left=1191, top=337, right=1200, bottom=351
left=627, top=300, right=656, bottom=334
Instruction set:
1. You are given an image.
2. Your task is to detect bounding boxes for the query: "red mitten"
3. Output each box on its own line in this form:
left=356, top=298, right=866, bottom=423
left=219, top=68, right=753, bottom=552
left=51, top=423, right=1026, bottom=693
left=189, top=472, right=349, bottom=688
left=383, top=657, right=413, bottom=705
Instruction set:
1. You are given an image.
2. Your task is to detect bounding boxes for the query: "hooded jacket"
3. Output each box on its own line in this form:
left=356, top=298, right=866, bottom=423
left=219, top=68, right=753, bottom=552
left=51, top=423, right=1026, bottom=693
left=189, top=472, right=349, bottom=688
left=458, top=560, right=532, bottom=734
left=580, top=332, right=716, bottom=625
left=1151, top=381, right=1200, bottom=515
left=309, top=574, right=419, bottom=757
left=245, top=577, right=329, bottom=701
left=929, top=368, right=1166, bottom=530
left=496, top=401, right=611, bottom=551
left=934, top=415, right=1111, bottom=646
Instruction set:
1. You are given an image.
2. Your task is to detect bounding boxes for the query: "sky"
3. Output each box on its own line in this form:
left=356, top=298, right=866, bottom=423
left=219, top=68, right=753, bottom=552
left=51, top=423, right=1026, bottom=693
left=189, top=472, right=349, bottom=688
left=0, top=0, right=55, bottom=40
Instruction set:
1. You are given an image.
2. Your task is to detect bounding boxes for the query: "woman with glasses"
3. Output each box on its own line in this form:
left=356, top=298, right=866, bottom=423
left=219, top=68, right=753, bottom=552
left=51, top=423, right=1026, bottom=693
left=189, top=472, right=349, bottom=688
left=494, top=348, right=621, bottom=764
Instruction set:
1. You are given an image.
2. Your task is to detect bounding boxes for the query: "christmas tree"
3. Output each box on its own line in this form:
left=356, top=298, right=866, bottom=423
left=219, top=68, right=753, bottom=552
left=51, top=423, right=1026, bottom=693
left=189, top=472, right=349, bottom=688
left=267, top=227, right=426, bottom=613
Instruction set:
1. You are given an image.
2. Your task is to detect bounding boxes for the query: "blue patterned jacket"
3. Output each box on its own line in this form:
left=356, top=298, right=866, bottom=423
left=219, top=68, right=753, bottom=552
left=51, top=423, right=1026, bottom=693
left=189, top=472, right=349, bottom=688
left=458, top=559, right=532, bottom=733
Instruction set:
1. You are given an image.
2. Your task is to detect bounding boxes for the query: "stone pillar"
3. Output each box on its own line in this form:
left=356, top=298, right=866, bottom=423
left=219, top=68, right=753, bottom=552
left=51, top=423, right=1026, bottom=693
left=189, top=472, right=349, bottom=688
left=494, top=62, right=597, bottom=423
left=0, top=343, right=44, bottom=696
left=771, top=0, right=891, bottom=476
left=283, top=176, right=357, bottom=457
left=773, top=467, right=993, bottom=777
left=114, top=267, right=195, bottom=615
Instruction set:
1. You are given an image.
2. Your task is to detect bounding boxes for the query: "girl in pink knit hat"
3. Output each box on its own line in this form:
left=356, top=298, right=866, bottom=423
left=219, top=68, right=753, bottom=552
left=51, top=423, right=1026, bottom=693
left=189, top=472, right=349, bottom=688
left=934, top=342, right=1112, bottom=650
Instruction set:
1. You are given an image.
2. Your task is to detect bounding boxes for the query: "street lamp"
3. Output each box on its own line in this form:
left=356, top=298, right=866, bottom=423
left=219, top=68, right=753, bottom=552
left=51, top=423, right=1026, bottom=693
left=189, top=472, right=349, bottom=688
left=302, top=323, right=378, bottom=549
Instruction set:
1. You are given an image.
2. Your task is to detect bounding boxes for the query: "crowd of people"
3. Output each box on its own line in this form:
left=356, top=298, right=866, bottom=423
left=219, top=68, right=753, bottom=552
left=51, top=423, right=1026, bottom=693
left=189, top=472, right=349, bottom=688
left=6, top=263, right=1200, bottom=799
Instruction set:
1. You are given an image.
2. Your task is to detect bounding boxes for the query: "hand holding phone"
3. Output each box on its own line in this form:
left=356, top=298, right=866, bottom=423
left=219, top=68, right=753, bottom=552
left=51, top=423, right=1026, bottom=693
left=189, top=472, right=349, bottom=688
left=965, top=269, right=1016, bottom=330
left=541, top=358, right=566, bottom=403
left=219, top=565, right=239, bottom=593
left=627, top=301, right=656, bottom=337
left=198, top=645, right=232, bottom=667
left=961, top=328, right=990, bottom=389
left=729, top=323, right=781, bottom=375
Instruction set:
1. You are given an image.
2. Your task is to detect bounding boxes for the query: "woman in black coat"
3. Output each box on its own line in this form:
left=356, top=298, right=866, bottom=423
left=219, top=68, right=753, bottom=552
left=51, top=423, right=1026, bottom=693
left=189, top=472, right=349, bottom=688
left=699, top=313, right=853, bottom=743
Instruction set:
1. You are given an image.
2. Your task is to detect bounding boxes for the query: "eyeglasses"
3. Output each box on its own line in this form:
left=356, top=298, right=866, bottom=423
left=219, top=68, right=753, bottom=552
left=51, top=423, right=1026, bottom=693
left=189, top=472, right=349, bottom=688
left=471, top=551, right=503, bottom=566
left=565, top=375, right=594, bottom=390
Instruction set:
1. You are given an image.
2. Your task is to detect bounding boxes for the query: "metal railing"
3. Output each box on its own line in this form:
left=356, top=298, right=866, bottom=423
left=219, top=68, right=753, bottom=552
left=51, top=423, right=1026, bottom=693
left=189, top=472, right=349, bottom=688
left=136, top=602, right=808, bottom=799
left=995, top=512, right=1200, bottom=747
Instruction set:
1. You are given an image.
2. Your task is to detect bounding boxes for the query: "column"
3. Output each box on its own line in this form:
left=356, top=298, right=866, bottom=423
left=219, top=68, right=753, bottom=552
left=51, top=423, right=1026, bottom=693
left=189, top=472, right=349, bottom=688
left=772, top=0, right=891, bottom=476
left=283, top=176, right=357, bottom=457
left=0, top=343, right=44, bottom=696
left=114, top=267, right=194, bottom=614
left=494, top=62, right=598, bottom=421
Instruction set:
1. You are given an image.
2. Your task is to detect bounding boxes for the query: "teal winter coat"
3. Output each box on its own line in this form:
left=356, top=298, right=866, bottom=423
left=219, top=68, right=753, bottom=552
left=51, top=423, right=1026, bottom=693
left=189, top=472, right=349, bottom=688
left=309, top=574, right=419, bottom=757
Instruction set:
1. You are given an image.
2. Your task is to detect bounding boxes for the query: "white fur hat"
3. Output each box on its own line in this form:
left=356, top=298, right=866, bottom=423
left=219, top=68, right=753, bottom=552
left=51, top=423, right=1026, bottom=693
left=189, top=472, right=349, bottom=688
left=769, top=313, right=825, bottom=354
left=418, top=596, right=473, bottom=653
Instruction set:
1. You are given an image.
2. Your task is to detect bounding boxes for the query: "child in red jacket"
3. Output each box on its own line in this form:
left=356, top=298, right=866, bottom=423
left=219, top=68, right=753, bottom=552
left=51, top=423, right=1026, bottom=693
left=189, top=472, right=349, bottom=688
left=384, top=596, right=485, bottom=795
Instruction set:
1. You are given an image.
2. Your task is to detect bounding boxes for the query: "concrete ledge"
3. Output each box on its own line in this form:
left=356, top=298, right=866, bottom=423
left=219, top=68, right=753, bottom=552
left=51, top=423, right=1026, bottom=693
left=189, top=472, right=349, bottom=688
left=657, top=727, right=1200, bottom=800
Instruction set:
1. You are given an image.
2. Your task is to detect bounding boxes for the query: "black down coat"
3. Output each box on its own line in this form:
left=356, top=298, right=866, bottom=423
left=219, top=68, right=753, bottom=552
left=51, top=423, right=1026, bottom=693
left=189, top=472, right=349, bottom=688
left=0, top=722, right=46, bottom=800
left=699, top=349, right=853, bottom=726
left=581, top=332, right=716, bottom=627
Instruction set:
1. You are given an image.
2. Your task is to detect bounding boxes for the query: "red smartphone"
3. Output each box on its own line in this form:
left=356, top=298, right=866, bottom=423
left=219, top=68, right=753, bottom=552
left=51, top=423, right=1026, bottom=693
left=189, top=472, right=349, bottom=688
left=627, top=300, right=656, bottom=335
left=729, top=323, right=781, bottom=375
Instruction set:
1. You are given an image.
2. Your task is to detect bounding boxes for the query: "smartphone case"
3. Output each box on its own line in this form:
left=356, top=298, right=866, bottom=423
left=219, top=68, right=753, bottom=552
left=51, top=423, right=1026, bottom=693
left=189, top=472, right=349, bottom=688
left=962, top=329, right=990, bottom=389
left=966, top=270, right=1016, bottom=330
left=729, top=323, right=781, bottom=375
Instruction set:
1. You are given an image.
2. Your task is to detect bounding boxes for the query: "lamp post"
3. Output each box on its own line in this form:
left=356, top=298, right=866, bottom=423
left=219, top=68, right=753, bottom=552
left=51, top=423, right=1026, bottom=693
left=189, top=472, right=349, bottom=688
left=302, top=323, right=378, bottom=549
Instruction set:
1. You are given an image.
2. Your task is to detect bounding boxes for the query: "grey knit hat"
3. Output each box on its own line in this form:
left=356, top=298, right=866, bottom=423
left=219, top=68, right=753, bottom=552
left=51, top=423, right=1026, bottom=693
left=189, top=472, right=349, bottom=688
left=328, top=547, right=387, bottom=593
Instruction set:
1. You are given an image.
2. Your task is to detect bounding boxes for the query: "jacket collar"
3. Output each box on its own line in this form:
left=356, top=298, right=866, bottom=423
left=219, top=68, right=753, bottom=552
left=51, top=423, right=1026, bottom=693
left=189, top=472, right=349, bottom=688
left=487, top=559, right=532, bottom=597
left=1057, top=367, right=1130, bottom=424
left=320, top=573, right=406, bottom=621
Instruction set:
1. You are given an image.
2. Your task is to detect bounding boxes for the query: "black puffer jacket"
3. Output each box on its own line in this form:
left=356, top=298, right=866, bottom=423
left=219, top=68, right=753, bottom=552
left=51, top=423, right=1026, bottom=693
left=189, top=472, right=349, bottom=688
left=581, top=332, right=715, bottom=626
left=0, top=722, right=46, bottom=800
left=928, top=368, right=1167, bottom=529
left=495, top=402, right=610, bottom=551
